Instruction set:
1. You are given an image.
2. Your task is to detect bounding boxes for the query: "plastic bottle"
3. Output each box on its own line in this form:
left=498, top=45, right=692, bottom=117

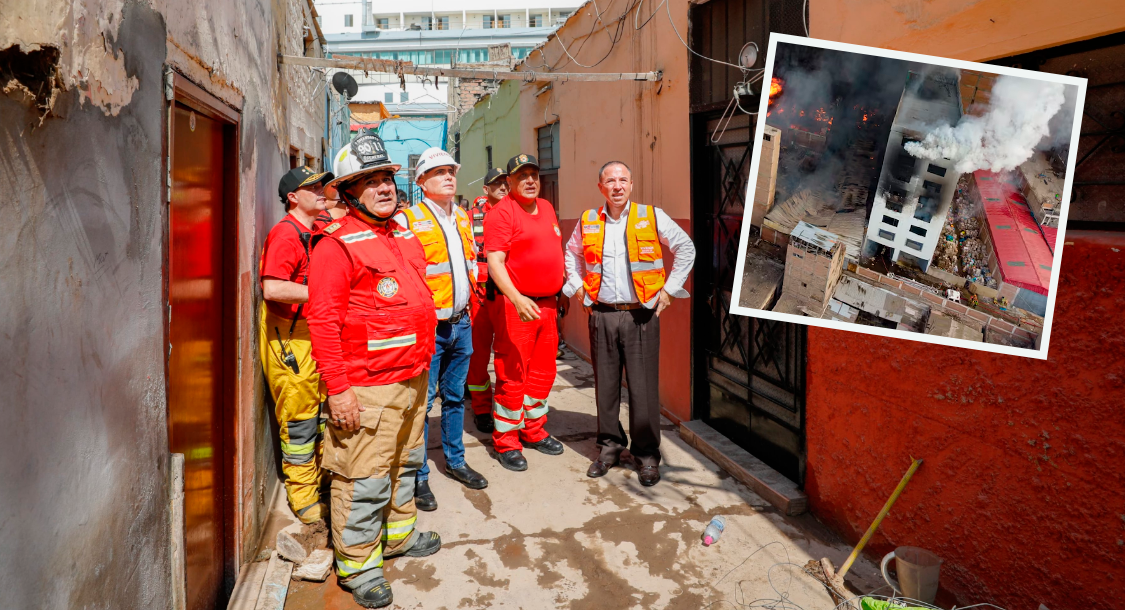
left=701, top=516, right=726, bottom=546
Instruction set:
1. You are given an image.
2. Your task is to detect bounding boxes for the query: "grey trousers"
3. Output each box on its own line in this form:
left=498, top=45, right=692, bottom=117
left=588, top=307, right=661, bottom=467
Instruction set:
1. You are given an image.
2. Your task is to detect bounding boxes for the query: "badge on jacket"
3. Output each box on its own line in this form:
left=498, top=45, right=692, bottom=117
left=413, top=220, right=434, bottom=232
left=553, top=224, right=561, bottom=236
left=583, top=223, right=600, bottom=234
left=377, top=277, right=399, bottom=298
left=634, top=221, right=650, bottom=230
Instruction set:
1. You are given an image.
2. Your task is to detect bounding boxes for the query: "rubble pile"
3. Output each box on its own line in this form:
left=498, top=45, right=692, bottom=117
left=934, top=181, right=998, bottom=289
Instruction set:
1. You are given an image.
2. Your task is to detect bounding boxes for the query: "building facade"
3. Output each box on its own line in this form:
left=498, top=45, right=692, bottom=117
left=316, top=0, right=579, bottom=35
left=0, top=1, right=329, bottom=609
left=864, top=69, right=963, bottom=272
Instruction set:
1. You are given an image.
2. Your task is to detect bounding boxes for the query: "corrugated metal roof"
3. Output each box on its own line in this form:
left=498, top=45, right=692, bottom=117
left=975, top=170, right=1053, bottom=295
left=791, top=221, right=840, bottom=252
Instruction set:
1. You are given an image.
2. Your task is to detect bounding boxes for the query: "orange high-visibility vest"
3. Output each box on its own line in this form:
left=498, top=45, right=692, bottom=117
left=402, top=201, right=476, bottom=319
left=579, top=202, right=666, bottom=308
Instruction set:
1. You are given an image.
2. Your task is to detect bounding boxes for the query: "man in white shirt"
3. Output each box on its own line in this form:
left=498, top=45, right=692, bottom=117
left=562, top=161, right=695, bottom=486
left=397, top=148, right=488, bottom=512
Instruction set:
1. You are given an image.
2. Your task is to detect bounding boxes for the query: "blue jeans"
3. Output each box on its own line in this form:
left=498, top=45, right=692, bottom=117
left=418, top=315, right=473, bottom=481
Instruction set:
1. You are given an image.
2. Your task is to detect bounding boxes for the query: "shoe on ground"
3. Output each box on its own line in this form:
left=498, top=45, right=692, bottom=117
left=414, top=480, right=437, bottom=512
left=586, top=457, right=617, bottom=478
left=473, top=413, right=494, bottom=433
left=636, top=463, right=661, bottom=487
left=524, top=435, right=564, bottom=456
left=352, top=578, right=393, bottom=609
left=497, top=449, right=528, bottom=471
left=446, top=463, right=488, bottom=489
left=294, top=501, right=327, bottom=524
left=385, top=531, right=442, bottom=559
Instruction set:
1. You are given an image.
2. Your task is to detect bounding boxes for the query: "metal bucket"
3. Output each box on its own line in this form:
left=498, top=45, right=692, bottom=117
left=880, top=546, right=943, bottom=604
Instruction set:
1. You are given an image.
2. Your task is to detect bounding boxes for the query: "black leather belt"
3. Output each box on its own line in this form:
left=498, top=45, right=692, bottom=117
left=592, top=302, right=644, bottom=312
left=444, top=308, right=469, bottom=324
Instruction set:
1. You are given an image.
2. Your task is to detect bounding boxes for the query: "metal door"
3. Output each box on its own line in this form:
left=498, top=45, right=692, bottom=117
left=689, top=0, right=809, bottom=485
left=168, top=102, right=229, bottom=610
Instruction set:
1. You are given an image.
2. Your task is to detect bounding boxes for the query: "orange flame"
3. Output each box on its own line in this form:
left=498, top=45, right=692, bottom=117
left=768, top=77, right=782, bottom=105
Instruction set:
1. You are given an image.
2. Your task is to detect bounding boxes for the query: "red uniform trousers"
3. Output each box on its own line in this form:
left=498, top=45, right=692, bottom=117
left=491, top=295, right=558, bottom=453
left=466, top=288, right=496, bottom=416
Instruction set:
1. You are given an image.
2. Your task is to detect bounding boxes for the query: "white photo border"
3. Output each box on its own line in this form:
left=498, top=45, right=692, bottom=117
left=728, top=33, right=1088, bottom=360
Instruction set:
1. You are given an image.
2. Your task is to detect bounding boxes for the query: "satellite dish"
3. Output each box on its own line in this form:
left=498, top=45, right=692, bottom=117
left=332, top=72, right=359, bottom=100
left=739, top=42, right=758, bottom=69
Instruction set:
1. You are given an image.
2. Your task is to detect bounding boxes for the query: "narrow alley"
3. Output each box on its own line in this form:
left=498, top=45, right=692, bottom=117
left=232, top=352, right=882, bottom=610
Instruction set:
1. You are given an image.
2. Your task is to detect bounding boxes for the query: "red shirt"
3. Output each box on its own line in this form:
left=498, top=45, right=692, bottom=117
left=311, top=211, right=334, bottom=233
left=483, top=195, right=565, bottom=298
left=260, top=216, right=312, bottom=319
left=307, top=214, right=437, bottom=395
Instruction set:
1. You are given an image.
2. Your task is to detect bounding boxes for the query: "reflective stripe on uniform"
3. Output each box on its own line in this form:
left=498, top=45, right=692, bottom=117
left=589, top=263, right=603, bottom=274
left=644, top=294, right=659, bottom=308
left=280, top=439, right=316, bottom=457
left=426, top=261, right=452, bottom=275
left=382, top=515, right=417, bottom=541
left=336, top=547, right=383, bottom=577
left=368, top=334, right=417, bottom=351
left=586, top=209, right=599, bottom=222
left=494, top=417, right=526, bottom=433
left=468, top=379, right=492, bottom=392
left=630, top=259, right=664, bottom=271
left=436, top=307, right=453, bottom=319
left=392, top=229, right=415, bottom=239
left=635, top=204, right=649, bottom=218
left=494, top=402, right=525, bottom=421
left=526, top=400, right=549, bottom=420
left=341, top=230, right=377, bottom=243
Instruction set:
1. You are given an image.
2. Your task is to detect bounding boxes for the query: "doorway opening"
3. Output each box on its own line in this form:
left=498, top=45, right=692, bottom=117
left=165, top=72, right=240, bottom=610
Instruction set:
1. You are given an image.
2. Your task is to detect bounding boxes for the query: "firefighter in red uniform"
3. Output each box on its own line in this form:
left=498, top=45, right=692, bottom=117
left=484, top=154, right=569, bottom=471
left=307, top=133, right=441, bottom=609
left=465, top=167, right=509, bottom=433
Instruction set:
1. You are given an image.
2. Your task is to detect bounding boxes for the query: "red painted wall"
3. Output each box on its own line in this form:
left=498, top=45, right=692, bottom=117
left=804, top=231, right=1125, bottom=610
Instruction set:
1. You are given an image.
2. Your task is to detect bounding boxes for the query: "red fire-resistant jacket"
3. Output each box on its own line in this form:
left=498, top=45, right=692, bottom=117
left=307, top=213, right=437, bottom=395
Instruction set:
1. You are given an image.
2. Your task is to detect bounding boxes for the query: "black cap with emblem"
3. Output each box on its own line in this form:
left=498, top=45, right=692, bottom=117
left=484, top=167, right=508, bottom=185
left=506, top=154, right=539, bottom=175
left=279, top=166, right=334, bottom=204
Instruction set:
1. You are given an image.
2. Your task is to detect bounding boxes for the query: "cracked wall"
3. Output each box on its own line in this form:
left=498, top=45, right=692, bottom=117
left=0, top=0, right=327, bottom=607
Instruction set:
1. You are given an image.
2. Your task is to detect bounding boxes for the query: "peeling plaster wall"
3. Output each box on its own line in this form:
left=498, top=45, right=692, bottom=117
left=0, top=0, right=327, bottom=607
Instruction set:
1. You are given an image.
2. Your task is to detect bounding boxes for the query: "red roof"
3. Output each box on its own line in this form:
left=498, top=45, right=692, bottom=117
left=974, top=170, right=1053, bottom=295
left=1041, top=226, right=1058, bottom=254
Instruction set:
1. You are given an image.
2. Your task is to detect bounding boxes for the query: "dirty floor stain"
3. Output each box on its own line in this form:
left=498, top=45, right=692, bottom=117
left=278, top=352, right=882, bottom=609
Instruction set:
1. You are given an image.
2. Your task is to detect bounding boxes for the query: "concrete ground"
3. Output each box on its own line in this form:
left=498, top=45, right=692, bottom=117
left=265, top=351, right=882, bottom=610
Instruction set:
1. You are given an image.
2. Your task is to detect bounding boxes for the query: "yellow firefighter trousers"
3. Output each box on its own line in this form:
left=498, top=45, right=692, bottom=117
left=259, top=302, right=327, bottom=516
left=323, top=373, right=428, bottom=590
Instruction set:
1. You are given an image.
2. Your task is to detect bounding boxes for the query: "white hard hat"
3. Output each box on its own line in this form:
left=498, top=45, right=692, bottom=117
left=414, top=147, right=460, bottom=180
left=325, top=133, right=401, bottom=195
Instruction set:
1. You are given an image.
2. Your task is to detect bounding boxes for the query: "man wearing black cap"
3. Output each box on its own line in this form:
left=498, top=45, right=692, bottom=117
left=483, top=154, right=568, bottom=471
left=260, top=165, right=334, bottom=524
left=465, top=167, right=508, bottom=433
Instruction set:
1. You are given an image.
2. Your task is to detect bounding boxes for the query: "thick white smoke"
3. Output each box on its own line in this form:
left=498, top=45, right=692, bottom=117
left=904, top=75, right=1067, bottom=173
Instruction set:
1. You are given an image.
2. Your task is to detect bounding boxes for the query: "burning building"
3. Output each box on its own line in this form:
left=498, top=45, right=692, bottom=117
left=864, top=69, right=963, bottom=272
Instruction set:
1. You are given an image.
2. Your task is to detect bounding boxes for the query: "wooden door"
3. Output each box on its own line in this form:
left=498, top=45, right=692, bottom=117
left=168, top=102, right=229, bottom=610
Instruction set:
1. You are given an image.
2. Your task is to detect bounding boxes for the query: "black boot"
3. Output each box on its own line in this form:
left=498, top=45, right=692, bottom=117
left=524, top=435, right=564, bottom=455
left=497, top=449, right=528, bottom=471
left=414, top=479, right=437, bottom=512
left=446, top=463, right=488, bottom=489
left=385, top=530, right=442, bottom=558
left=473, top=413, right=494, bottom=433
left=352, top=578, right=393, bottom=609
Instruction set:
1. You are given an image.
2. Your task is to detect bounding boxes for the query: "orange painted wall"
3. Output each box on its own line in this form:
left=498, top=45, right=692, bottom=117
left=806, top=5, right=1125, bottom=608
left=517, top=0, right=695, bottom=422
left=810, top=0, right=1125, bottom=61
